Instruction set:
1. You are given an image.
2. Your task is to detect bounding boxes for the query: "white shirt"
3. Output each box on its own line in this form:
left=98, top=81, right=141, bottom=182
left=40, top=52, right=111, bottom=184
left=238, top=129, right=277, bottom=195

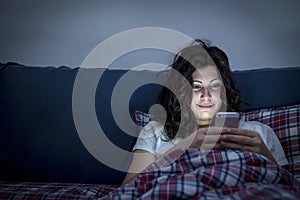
left=133, top=120, right=289, bottom=166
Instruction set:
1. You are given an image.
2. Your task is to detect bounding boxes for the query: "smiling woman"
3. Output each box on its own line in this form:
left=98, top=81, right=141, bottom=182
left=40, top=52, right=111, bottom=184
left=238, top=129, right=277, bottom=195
left=191, top=66, right=223, bottom=127
left=122, top=39, right=289, bottom=185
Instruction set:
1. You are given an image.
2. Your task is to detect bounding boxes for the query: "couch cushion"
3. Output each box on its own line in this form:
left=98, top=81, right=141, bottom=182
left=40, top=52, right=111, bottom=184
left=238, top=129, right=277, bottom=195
left=233, top=67, right=300, bottom=111
left=0, top=63, right=134, bottom=184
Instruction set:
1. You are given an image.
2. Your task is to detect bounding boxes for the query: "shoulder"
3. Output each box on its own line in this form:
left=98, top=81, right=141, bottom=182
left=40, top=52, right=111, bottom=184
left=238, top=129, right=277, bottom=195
left=238, top=120, right=276, bottom=139
left=239, top=120, right=272, bottom=132
left=238, top=120, right=277, bottom=141
left=239, top=120, right=288, bottom=166
left=133, top=121, right=164, bottom=155
left=143, top=120, right=164, bottom=131
left=139, top=120, right=164, bottom=137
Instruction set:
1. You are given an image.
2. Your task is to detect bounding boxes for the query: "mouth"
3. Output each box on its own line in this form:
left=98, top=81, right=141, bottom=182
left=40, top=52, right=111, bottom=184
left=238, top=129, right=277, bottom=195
left=197, top=104, right=214, bottom=109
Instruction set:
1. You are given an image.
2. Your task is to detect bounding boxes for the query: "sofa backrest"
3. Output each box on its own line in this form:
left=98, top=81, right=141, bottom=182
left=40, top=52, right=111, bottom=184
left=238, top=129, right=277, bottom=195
left=0, top=62, right=299, bottom=185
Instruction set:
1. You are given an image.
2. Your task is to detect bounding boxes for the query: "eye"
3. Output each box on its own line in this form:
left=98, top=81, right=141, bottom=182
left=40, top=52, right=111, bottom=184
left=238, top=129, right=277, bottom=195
left=192, top=82, right=203, bottom=92
left=209, top=81, right=222, bottom=90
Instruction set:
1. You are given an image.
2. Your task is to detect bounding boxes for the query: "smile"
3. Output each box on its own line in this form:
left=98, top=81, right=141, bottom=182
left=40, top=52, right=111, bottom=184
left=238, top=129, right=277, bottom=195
left=198, top=104, right=213, bottom=109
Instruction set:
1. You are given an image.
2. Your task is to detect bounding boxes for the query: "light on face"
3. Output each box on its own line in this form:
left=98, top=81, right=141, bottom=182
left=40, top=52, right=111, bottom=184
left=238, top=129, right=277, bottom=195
left=192, top=80, right=222, bottom=93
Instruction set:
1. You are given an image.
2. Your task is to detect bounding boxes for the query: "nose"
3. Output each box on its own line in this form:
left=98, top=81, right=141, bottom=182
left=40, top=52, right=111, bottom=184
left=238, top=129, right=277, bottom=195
left=200, top=86, right=211, bottom=99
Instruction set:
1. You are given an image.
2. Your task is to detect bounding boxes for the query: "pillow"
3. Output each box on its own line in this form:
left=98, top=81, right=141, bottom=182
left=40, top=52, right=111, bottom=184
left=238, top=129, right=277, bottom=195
left=135, top=110, right=152, bottom=133
left=135, top=104, right=300, bottom=179
left=242, top=104, right=300, bottom=179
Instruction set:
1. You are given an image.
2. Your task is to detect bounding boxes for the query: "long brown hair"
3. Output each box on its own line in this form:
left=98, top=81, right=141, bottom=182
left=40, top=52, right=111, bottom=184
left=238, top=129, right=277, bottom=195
left=158, top=39, right=241, bottom=141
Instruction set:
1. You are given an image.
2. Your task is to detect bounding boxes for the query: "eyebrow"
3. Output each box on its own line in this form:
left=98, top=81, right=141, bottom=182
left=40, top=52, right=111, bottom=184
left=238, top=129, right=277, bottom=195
left=193, top=78, right=220, bottom=83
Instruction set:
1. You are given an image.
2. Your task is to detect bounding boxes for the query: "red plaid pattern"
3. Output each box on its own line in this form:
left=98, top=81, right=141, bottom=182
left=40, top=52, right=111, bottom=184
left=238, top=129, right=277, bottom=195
left=135, top=110, right=151, bottom=133
left=0, top=182, right=117, bottom=199
left=243, top=104, right=300, bottom=179
left=106, top=149, right=300, bottom=199
left=135, top=110, right=151, bottom=127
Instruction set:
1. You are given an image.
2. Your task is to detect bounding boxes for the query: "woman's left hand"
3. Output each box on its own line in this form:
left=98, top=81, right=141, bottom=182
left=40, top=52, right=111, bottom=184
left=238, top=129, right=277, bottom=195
left=219, top=128, right=277, bottom=164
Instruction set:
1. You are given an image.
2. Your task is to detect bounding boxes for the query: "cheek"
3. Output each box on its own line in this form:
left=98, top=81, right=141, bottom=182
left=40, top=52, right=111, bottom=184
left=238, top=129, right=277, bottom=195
left=190, top=93, right=198, bottom=110
left=191, top=91, right=198, bottom=102
left=211, top=90, right=222, bottom=100
left=192, top=92, right=197, bottom=99
left=211, top=91, right=223, bottom=108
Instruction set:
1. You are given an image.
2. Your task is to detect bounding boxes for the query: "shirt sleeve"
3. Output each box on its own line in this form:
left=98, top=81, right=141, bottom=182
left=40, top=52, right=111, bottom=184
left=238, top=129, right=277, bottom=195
left=262, top=123, right=289, bottom=166
left=239, top=120, right=289, bottom=166
left=132, top=121, right=159, bottom=155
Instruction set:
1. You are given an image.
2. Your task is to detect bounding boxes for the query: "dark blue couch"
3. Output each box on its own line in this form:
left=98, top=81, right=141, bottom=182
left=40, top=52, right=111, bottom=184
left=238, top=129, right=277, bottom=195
left=0, top=62, right=299, bottom=185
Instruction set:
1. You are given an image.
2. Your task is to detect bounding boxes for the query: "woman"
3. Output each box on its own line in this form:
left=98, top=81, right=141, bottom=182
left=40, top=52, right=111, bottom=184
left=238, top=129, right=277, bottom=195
left=122, top=39, right=288, bottom=185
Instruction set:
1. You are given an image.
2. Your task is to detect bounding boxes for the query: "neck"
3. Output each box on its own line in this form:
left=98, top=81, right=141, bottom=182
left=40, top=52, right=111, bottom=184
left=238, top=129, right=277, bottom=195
left=198, top=120, right=211, bottom=128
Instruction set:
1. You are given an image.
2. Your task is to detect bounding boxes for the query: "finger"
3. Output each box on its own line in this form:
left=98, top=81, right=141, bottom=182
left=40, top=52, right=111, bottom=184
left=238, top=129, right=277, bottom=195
left=201, top=142, right=225, bottom=150
left=198, top=127, right=231, bottom=135
left=222, top=134, right=257, bottom=146
left=220, top=141, right=259, bottom=153
left=222, top=128, right=257, bottom=138
left=203, top=135, right=222, bottom=144
left=212, top=143, right=226, bottom=150
left=191, top=134, right=221, bottom=148
left=220, top=140, right=249, bottom=150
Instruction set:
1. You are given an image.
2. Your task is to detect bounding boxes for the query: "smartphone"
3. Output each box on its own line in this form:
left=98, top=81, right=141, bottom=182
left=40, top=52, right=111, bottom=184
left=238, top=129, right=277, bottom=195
left=214, top=112, right=240, bottom=128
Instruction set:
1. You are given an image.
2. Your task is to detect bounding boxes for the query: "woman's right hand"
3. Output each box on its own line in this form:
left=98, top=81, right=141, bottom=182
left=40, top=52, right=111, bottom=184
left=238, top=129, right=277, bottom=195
left=186, top=127, right=227, bottom=150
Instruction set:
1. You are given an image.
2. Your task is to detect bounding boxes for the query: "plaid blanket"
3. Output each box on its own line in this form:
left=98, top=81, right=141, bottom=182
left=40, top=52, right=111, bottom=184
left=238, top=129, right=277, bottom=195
left=1, top=149, right=300, bottom=199
left=0, top=182, right=118, bottom=199
left=105, top=149, right=300, bottom=199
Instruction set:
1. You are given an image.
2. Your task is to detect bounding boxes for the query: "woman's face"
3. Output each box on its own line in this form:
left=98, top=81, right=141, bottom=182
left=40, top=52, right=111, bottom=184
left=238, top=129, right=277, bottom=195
left=190, top=65, right=223, bottom=126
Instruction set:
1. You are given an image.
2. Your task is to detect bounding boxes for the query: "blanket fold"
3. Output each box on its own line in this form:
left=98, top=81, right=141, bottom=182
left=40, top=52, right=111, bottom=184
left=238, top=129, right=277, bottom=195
left=106, top=149, right=300, bottom=199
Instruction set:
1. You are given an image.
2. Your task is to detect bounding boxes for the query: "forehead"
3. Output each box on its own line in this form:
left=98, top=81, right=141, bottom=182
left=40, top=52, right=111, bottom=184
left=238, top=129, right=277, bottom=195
left=192, top=65, right=220, bottom=80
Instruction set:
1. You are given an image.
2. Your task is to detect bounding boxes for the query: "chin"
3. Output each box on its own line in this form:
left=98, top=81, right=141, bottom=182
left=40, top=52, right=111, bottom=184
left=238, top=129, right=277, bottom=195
left=198, top=120, right=211, bottom=127
left=197, top=115, right=212, bottom=123
left=199, top=112, right=212, bottom=120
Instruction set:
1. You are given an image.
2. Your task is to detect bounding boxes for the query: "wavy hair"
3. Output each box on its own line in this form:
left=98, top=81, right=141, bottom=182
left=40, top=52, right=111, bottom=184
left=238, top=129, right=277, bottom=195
left=158, top=39, right=241, bottom=141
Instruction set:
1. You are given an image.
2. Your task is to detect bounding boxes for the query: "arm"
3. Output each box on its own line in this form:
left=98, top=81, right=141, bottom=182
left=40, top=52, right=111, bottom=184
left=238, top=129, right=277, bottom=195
left=122, top=127, right=226, bottom=186
left=164, top=127, right=225, bottom=155
left=122, top=121, right=158, bottom=186
left=220, top=128, right=277, bottom=164
left=122, top=149, right=156, bottom=186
